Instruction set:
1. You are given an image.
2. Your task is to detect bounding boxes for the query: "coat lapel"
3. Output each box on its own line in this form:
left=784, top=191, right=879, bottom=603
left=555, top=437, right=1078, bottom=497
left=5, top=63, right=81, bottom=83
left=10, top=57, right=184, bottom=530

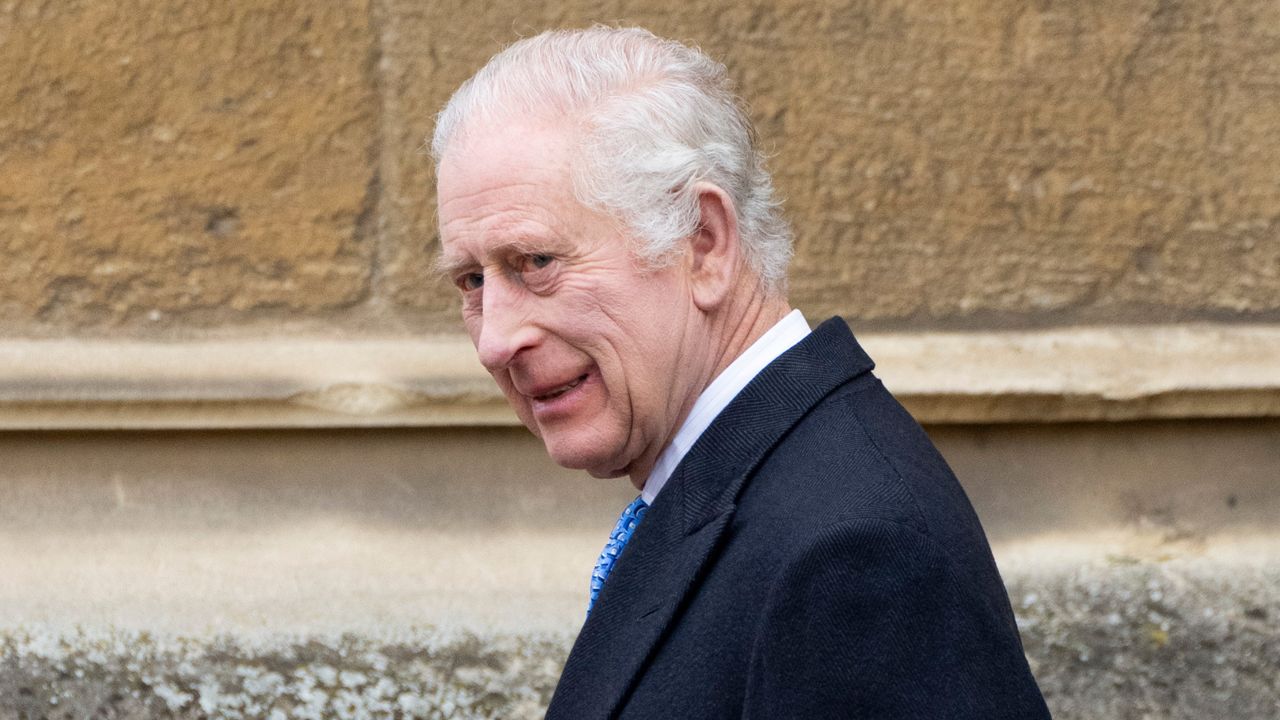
left=545, top=479, right=733, bottom=720
left=545, top=318, right=875, bottom=719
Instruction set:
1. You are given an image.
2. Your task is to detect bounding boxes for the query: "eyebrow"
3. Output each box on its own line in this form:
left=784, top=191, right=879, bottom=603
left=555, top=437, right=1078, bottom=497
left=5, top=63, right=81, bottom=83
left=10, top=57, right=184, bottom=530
left=432, top=250, right=476, bottom=279
left=434, top=237, right=567, bottom=279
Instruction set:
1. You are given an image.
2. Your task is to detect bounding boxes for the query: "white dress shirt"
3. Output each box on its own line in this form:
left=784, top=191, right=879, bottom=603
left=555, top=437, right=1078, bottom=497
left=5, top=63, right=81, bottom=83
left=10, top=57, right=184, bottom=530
left=640, top=310, right=811, bottom=504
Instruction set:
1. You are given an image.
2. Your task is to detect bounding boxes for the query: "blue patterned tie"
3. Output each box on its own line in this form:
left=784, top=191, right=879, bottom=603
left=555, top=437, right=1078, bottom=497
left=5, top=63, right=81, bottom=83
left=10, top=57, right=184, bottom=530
left=588, top=496, right=649, bottom=615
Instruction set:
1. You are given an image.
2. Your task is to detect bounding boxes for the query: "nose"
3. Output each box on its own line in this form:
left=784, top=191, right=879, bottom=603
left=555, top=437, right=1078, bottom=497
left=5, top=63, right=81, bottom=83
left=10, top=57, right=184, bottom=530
left=474, top=275, right=539, bottom=372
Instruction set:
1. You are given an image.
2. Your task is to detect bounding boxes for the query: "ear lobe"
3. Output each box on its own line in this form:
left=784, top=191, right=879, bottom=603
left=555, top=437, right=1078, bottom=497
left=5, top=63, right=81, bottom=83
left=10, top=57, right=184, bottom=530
left=687, top=182, right=741, bottom=312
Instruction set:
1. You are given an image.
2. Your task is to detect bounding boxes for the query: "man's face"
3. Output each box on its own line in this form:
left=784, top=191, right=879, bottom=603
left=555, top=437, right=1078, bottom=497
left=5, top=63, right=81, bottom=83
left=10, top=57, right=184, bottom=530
left=436, top=122, right=702, bottom=481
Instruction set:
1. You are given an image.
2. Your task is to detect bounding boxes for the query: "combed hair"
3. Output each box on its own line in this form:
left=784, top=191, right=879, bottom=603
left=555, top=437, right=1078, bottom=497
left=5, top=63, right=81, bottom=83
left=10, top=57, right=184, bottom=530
left=431, top=26, right=793, bottom=291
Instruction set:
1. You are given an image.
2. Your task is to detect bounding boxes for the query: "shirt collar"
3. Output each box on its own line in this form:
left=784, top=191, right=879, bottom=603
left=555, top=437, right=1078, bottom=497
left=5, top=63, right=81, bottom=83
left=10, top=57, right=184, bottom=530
left=640, top=309, right=811, bottom=504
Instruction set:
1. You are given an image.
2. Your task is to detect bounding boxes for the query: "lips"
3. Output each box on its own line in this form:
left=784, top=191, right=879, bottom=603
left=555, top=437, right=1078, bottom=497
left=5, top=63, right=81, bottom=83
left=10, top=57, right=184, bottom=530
left=531, top=373, right=589, bottom=401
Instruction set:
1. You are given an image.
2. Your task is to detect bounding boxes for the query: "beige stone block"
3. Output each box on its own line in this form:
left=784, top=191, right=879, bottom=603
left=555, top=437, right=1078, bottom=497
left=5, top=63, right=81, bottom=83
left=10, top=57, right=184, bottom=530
left=380, top=0, right=1280, bottom=332
left=3, top=0, right=1276, bottom=336
left=0, top=1, right=378, bottom=335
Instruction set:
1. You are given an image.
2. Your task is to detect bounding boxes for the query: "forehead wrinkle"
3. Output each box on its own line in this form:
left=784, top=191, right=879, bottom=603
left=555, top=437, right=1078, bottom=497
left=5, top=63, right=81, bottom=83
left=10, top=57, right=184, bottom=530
left=442, top=180, right=577, bottom=238
left=441, top=186, right=572, bottom=235
left=436, top=128, right=588, bottom=279
left=437, top=179, right=564, bottom=216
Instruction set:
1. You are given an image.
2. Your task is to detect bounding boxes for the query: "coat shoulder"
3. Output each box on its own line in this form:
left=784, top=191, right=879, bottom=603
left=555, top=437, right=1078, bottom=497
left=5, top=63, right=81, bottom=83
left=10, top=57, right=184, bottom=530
left=742, top=373, right=965, bottom=532
left=740, top=372, right=1014, bottom=615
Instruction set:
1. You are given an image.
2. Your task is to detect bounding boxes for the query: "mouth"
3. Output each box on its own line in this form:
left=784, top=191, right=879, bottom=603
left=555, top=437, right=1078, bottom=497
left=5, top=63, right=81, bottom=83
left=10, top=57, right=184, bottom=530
left=532, top=373, right=589, bottom=402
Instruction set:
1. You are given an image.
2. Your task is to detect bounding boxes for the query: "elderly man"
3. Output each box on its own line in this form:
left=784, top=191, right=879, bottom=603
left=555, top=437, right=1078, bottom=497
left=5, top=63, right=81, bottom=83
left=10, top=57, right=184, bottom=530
left=433, top=26, right=1050, bottom=720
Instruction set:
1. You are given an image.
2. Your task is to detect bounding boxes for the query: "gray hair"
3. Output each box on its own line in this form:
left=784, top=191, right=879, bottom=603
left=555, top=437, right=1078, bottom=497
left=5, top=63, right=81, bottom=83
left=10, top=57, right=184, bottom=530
left=431, top=26, right=793, bottom=291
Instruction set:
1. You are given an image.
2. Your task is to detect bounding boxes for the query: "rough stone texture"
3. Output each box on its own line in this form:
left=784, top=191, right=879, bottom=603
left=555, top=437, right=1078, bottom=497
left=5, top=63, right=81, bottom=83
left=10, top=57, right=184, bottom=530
left=2, top=4, right=1278, bottom=715
left=0, top=424, right=1277, bottom=718
left=2, top=0, right=1277, bottom=337
left=2, top=555, right=1277, bottom=719
left=1010, top=556, right=1280, bottom=720
left=0, top=1, right=378, bottom=337
left=0, top=629, right=569, bottom=719
left=380, top=0, right=1280, bottom=333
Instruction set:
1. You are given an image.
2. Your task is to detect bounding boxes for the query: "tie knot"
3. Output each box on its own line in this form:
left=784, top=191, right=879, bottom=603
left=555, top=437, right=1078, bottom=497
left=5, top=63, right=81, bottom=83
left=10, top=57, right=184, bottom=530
left=616, top=496, right=649, bottom=530
left=588, top=496, right=649, bottom=615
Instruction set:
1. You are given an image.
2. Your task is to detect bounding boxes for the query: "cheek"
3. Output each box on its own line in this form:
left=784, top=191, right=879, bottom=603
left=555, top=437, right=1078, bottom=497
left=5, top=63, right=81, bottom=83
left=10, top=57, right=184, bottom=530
left=462, top=311, right=483, bottom=343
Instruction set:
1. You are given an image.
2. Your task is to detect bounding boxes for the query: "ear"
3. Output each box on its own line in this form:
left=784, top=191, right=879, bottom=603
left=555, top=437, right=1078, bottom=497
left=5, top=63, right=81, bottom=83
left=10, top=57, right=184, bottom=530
left=686, top=182, right=742, bottom=313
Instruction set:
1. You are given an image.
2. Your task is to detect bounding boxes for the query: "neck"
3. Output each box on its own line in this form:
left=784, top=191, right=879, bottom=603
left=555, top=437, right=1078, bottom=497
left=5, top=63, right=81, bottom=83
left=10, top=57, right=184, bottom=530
left=625, top=287, right=792, bottom=490
left=704, top=290, right=793, bottom=385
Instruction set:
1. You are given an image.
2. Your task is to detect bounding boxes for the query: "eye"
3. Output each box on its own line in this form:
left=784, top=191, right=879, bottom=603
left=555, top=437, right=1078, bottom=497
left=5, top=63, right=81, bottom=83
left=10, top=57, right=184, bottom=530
left=456, top=272, right=484, bottom=292
left=517, top=253, right=559, bottom=293
left=514, top=253, right=557, bottom=282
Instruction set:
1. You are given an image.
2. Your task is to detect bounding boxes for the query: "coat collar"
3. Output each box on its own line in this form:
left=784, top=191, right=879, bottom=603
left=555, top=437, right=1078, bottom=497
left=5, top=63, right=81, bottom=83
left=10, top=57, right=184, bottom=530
left=546, top=317, right=875, bottom=720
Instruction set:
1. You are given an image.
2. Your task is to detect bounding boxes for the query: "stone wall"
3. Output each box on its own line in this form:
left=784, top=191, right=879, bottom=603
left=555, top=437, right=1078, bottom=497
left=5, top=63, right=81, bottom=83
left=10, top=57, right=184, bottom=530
left=2, top=2, right=379, bottom=336
left=0, top=425, right=1277, bottom=718
left=2, top=2, right=1278, bottom=718
left=2, top=0, right=1276, bottom=338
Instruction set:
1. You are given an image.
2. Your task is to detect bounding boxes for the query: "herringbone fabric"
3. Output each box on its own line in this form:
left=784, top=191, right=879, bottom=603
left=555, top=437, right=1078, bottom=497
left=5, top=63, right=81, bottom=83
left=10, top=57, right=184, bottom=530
left=546, top=318, right=1050, bottom=720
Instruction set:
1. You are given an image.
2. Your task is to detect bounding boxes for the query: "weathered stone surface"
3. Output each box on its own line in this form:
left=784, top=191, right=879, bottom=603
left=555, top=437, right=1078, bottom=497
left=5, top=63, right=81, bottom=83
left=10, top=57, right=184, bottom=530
left=3, top=324, right=1280, bottom=430
left=1007, top=551, right=1280, bottom=720
left=2, top=0, right=1276, bottom=336
left=0, top=424, right=1277, bottom=717
left=2, top=554, right=1276, bottom=719
left=381, top=0, right=1280, bottom=333
left=0, top=629, right=569, bottom=719
left=0, top=1, right=378, bottom=336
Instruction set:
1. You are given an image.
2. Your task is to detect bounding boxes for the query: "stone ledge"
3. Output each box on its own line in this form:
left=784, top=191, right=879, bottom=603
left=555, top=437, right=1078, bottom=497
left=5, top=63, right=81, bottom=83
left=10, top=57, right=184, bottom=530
left=1, top=323, right=1277, bottom=429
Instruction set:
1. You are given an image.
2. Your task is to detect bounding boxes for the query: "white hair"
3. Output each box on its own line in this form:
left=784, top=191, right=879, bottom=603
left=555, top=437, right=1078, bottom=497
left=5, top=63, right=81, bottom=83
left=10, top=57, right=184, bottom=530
left=431, top=26, right=793, bottom=291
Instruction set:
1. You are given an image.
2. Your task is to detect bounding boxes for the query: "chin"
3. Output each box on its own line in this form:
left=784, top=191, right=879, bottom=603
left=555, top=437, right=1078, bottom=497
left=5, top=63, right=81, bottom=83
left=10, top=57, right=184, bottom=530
left=542, top=435, right=628, bottom=478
